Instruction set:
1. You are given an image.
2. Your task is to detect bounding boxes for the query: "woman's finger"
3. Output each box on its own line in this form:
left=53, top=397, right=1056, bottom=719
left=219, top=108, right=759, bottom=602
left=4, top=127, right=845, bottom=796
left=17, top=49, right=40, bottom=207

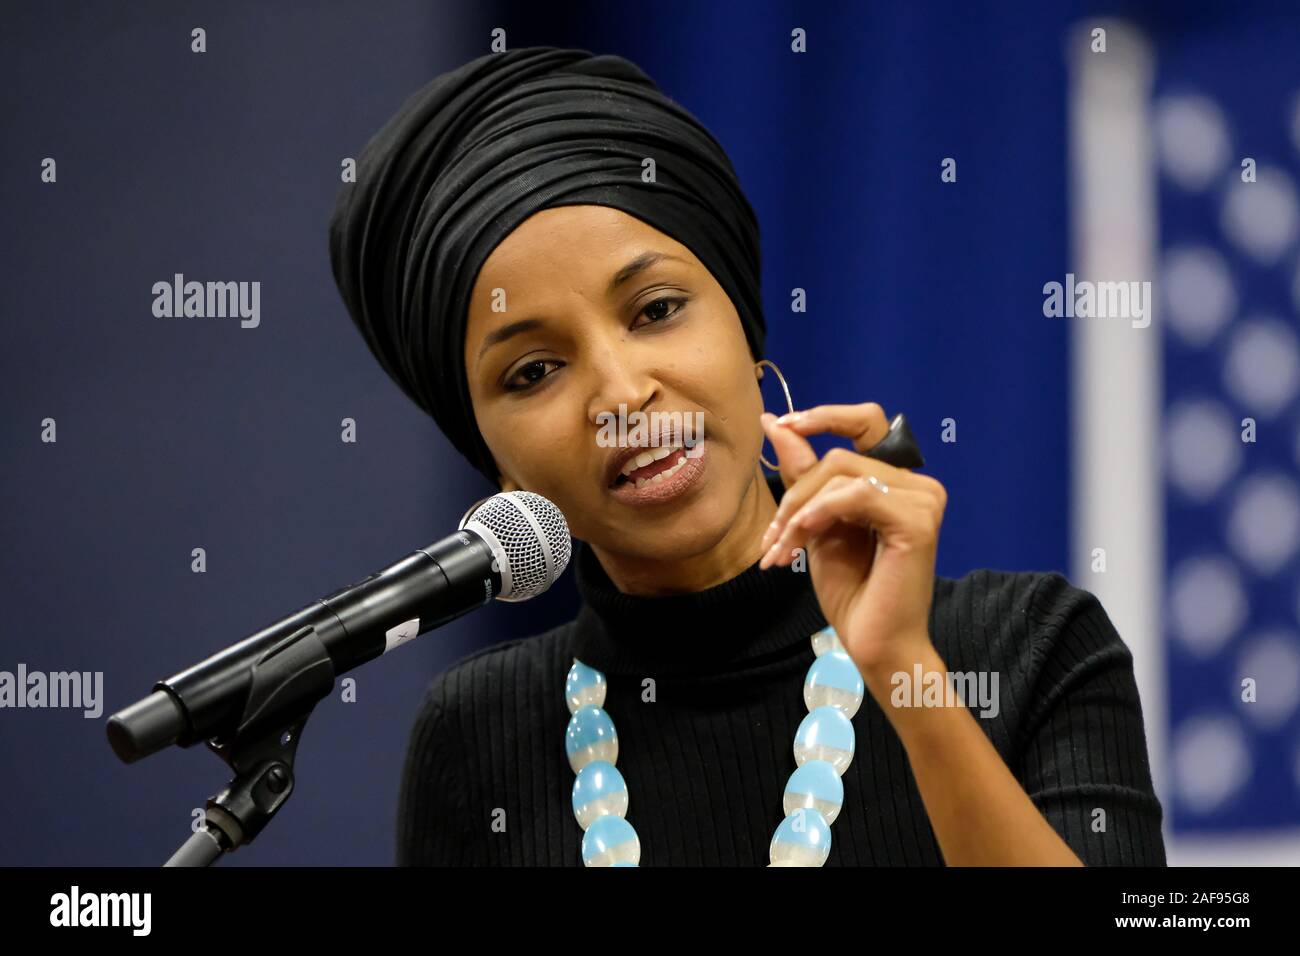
left=758, top=412, right=821, bottom=553
left=760, top=412, right=819, bottom=490
left=768, top=445, right=939, bottom=544
left=761, top=480, right=940, bottom=569
left=774, top=402, right=891, bottom=454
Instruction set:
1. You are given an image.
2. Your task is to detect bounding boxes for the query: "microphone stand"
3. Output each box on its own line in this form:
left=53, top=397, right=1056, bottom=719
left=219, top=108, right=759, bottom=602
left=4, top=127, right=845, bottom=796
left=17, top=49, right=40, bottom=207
left=162, top=624, right=336, bottom=866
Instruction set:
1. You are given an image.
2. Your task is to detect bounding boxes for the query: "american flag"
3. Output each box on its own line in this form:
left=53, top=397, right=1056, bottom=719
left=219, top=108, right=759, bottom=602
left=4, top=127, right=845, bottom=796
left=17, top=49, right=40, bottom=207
left=1069, top=16, right=1300, bottom=864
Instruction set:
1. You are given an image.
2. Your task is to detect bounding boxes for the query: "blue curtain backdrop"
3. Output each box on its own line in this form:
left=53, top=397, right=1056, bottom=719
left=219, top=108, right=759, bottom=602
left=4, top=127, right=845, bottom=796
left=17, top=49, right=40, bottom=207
left=0, top=1, right=494, bottom=867
left=2, top=1, right=1290, bottom=865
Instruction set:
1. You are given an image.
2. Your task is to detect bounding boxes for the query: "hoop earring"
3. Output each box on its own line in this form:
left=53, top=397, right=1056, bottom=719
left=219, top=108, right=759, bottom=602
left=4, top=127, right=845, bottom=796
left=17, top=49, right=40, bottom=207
left=755, top=358, right=794, bottom=471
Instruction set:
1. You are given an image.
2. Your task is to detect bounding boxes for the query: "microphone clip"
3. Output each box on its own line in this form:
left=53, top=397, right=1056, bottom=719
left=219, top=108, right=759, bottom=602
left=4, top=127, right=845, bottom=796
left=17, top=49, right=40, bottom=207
left=166, top=624, right=336, bottom=866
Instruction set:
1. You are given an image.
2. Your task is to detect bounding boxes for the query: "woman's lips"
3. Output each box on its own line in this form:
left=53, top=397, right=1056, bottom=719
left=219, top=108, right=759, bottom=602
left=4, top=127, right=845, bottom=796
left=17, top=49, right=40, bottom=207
left=608, top=440, right=707, bottom=506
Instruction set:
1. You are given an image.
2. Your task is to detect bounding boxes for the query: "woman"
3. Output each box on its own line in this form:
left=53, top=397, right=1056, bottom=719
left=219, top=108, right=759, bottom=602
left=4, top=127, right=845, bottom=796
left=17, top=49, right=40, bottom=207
left=330, top=47, right=1166, bottom=866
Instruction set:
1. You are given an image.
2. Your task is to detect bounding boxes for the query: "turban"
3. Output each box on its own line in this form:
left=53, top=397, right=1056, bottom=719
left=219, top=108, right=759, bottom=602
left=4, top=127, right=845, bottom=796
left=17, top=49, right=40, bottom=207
left=328, top=46, right=765, bottom=486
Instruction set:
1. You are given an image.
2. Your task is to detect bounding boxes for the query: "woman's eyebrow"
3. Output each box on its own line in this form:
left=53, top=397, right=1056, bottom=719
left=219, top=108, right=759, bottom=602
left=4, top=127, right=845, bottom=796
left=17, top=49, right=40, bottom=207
left=477, top=317, right=545, bottom=362
left=476, top=252, right=686, bottom=364
left=606, top=251, right=686, bottom=295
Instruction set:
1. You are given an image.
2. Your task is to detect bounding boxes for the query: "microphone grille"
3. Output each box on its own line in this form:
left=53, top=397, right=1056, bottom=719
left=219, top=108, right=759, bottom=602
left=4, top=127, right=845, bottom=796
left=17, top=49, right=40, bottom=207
left=460, top=491, right=572, bottom=602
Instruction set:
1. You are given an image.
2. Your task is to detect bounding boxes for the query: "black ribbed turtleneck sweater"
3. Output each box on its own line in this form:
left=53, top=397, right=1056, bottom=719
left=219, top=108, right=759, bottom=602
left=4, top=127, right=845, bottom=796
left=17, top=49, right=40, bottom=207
left=397, top=477, right=1167, bottom=866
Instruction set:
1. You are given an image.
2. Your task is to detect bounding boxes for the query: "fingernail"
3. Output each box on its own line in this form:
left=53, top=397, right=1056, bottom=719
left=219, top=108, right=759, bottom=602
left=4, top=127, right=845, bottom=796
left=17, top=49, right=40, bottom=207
left=775, top=412, right=803, bottom=425
left=770, top=531, right=790, bottom=562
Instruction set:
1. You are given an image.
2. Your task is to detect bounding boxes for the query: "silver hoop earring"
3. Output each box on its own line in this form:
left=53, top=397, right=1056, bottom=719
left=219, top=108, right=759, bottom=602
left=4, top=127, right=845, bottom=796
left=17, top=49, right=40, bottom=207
left=756, top=358, right=794, bottom=471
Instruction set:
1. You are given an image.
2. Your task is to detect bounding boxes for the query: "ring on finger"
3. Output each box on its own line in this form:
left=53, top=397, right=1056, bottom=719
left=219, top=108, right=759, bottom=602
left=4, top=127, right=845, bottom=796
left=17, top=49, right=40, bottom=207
left=862, top=474, right=889, bottom=494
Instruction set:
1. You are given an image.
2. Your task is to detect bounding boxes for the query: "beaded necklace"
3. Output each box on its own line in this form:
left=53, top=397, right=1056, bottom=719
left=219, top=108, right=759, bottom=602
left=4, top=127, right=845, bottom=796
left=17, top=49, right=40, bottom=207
left=563, top=624, right=865, bottom=866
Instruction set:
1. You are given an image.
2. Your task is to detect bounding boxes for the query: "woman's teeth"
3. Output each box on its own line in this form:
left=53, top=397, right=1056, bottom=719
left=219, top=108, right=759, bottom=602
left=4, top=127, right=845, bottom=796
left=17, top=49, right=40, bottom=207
left=633, top=454, right=688, bottom=489
left=617, top=444, right=689, bottom=488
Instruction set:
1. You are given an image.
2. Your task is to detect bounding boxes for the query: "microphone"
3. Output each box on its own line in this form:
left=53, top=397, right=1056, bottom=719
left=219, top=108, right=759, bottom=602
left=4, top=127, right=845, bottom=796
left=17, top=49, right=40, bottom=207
left=106, top=491, right=571, bottom=764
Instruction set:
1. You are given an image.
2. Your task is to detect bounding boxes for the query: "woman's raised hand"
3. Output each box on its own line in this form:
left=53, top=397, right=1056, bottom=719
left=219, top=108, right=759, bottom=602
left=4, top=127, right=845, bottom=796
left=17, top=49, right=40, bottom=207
left=758, top=403, right=947, bottom=686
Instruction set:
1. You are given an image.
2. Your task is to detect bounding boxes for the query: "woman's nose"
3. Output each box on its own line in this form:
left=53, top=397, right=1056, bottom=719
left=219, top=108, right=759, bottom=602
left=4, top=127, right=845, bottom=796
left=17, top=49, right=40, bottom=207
left=586, top=349, right=658, bottom=428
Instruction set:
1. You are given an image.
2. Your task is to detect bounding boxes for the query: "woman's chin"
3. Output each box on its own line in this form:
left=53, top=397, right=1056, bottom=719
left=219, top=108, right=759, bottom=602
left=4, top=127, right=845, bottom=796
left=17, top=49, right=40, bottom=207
left=600, top=504, right=742, bottom=565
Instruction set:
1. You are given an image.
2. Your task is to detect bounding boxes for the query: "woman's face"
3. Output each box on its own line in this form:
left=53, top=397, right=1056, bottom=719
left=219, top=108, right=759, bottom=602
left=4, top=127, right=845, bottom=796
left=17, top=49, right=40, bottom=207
left=464, top=204, right=768, bottom=566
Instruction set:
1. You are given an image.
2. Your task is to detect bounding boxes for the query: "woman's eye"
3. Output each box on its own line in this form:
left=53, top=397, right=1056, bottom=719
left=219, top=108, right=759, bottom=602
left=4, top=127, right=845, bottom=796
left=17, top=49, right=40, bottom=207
left=504, top=358, right=560, bottom=392
left=503, top=298, right=686, bottom=391
left=635, top=296, right=687, bottom=327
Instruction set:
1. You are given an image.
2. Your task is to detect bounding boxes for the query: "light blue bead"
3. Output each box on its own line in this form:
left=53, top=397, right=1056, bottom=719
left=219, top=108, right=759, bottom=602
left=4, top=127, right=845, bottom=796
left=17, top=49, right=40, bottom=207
left=793, top=705, right=855, bottom=774
left=803, top=649, right=865, bottom=718
left=782, top=760, right=845, bottom=824
left=572, top=760, right=629, bottom=829
left=565, top=706, right=619, bottom=772
left=769, top=808, right=832, bottom=866
left=582, top=814, right=641, bottom=866
left=565, top=659, right=607, bottom=714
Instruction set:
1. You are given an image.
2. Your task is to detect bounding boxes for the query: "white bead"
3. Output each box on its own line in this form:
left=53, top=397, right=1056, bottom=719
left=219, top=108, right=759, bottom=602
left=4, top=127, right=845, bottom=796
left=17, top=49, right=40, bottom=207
left=803, top=649, right=865, bottom=718
left=565, top=706, right=619, bottom=773
left=811, top=625, right=844, bottom=658
left=572, top=760, right=629, bottom=830
left=769, top=808, right=831, bottom=866
left=793, top=705, right=856, bottom=775
left=582, top=815, right=641, bottom=867
left=564, top=659, right=607, bottom=714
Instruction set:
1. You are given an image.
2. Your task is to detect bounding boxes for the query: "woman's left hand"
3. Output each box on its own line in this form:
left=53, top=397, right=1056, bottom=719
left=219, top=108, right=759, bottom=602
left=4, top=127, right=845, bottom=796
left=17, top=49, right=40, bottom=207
left=758, top=404, right=947, bottom=685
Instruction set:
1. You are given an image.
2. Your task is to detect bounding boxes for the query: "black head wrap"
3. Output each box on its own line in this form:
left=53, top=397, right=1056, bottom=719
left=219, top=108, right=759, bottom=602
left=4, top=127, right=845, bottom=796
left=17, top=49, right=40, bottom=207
left=329, top=46, right=765, bottom=486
